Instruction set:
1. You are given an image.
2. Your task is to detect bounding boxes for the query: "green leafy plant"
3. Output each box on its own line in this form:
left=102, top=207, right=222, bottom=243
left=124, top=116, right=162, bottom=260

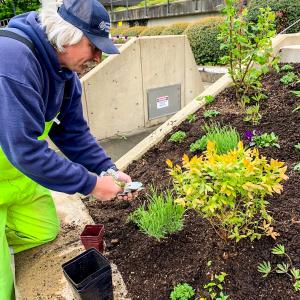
left=258, top=244, right=300, bottom=292
left=280, top=72, right=298, bottom=85
left=203, top=272, right=228, bottom=300
left=243, top=104, right=262, bottom=125
left=281, top=64, right=294, bottom=72
left=203, top=110, right=220, bottom=119
left=291, top=90, right=300, bottom=98
left=219, top=1, right=278, bottom=104
left=161, top=22, right=189, bottom=36
left=295, top=143, right=300, bottom=151
left=167, top=141, right=288, bottom=242
left=293, top=105, right=300, bottom=112
left=294, top=163, right=300, bottom=171
left=140, top=25, right=166, bottom=36
left=250, top=132, right=280, bottom=148
left=189, top=123, right=240, bottom=154
left=186, top=113, right=197, bottom=123
left=169, top=131, right=187, bottom=143
left=128, top=189, right=185, bottom=240
left=251, top=92, right=268, bottom=103
left=170, top=283, right=195, bottom=300
left=197, top=95, right=216, bottom=104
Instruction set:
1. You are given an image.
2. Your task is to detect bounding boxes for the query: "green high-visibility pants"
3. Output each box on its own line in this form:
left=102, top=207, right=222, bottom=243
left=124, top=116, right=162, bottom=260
left=0, top=120, right=60, bottom=300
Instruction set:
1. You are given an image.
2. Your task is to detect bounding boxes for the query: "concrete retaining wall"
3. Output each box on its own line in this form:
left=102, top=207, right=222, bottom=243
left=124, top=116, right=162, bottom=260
left=80, top=35, right=203, bottom=140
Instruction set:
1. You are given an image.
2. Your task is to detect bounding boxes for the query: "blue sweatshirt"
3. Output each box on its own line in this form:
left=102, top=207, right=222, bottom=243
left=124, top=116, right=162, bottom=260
left=0, top=12, right=115, bottom=195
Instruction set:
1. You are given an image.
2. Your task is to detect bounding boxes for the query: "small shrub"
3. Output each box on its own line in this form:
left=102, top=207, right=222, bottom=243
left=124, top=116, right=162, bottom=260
left=190, top=123, right=240, bottom=154
left=243, top=104, right=262, bottom=125
left=110, top=26, right=128, bottom=37
left=249, top=132, right=280, bottom=148
left=167, top=141, right=288, bottom=242
left=247, top=0, right=300, bottom=33
left=185, top=17, right=226, bottom=65
left=169, top=131, right=187, bottom=143
left=161, top=22, right=189, bottom=35
left=128, top=189, right=185, bottom=240
left=186, top=113, right=197, bottom=123
left=196, top=95, right=215, bottom=104
left=123, top=26, right=146, bottom=37
left=140, top=26, right=166, bottom=36
left=170, top=283, right=195, bottom=300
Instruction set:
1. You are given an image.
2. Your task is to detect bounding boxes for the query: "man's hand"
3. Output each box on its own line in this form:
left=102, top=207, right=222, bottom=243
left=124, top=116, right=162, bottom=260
left=116, top=171, right=132, bottom=184
left=91, top=176, right=122, bottom=201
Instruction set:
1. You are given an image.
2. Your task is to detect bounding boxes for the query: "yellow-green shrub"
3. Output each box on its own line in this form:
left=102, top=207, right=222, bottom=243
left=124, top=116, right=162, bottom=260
left=110, top=27, right=128, bottom=37
left=161, top=22, right=189, bottom=35
left=184, top=17, right=226, bottom=65
left=167, top=141, right=288, bottom=242
left=123, top=26, right=147, bottom=37
left=140, top=25, right=166, bottom=36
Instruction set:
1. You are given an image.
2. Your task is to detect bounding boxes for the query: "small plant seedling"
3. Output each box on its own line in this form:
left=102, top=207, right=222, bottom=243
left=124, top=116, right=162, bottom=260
left=243, top=104, right=262, bottom=125
left=187, top=113, right=197, bottom=123
left=169, top=131, right=187, bottom=143
left=170, top=283, right=195, bottom=300
left=203, top=110, right=220, bottom=119
left=281, top=64, right=294, bottom=72
left=295, top=143, right=300, bottom=151
left=196, top=95, right=215, bottom=104
left=258, top=244, right=300, bottom=292
left=250, top=132, right=280, bottom=148
left=280, top=72, right=298, bottom=85
left=294, top=163, right=300, bottom=171
left=251, top=93, right=267, bottom=103
left=189, top=136, right=207, bottom=153
left=203, top=272, right=228, bottom=300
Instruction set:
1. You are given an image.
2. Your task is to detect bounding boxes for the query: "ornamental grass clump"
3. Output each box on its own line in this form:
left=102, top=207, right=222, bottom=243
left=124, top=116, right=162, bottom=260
left=167, top=141, right=288, bottom=242
left=128, top=189, right=185, bottom=240
left=189, top=123, right=240, bottom=154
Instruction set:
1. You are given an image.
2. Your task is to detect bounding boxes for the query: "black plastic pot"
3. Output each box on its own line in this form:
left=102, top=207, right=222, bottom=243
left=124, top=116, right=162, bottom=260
left=62, top=248, right=113, bottom=300
left=80, top=224, right=105, bottom=253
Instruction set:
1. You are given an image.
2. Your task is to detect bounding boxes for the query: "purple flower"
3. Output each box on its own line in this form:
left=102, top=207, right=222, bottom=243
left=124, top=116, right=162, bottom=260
left=244, top=130, right=253, bottom=141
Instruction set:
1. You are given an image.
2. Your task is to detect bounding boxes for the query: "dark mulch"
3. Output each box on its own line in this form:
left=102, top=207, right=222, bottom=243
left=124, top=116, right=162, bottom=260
left=84, top=64, right=300, bottom=300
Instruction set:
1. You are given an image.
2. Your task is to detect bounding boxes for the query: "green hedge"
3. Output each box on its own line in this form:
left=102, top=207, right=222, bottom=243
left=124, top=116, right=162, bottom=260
left=184, top=17, right=226, bottom=66
left=161, top=22, right=189, bottom=35
left=140, top=25, right=166, bottom=36
left=247, top=0, right=300, bottom=33
left=123, top=26, right=147, bottom=37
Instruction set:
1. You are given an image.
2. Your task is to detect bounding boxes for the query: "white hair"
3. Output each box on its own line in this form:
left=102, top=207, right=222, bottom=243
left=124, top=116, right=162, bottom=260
left=38, top=0, right=83, bottom=52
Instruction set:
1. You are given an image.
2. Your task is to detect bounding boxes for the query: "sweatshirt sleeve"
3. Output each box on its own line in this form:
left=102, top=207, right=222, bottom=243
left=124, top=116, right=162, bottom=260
left=0, top=75, right=97, bottom=195
left=49, top=76, right=116, bottom=175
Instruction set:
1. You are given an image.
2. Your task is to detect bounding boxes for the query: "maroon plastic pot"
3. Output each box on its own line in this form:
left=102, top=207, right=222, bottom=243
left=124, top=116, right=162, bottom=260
left=80, top=224, right=105, bottom=253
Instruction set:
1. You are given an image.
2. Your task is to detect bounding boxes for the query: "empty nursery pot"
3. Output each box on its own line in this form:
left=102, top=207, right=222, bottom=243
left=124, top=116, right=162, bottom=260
left=80, top=224, right=105, bottom=253
left=62, top=248, right=113, bottom=300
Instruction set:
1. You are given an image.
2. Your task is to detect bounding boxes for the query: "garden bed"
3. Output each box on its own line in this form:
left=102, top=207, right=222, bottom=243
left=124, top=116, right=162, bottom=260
left=84, top=65, right=300, bottom=300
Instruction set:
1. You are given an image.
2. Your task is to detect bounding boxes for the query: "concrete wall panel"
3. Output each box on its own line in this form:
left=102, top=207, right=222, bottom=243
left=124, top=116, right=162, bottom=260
left=82, top=39, right=144, bottom=140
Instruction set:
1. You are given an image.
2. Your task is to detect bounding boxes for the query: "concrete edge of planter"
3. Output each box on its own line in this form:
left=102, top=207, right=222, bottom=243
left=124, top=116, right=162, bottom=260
left=116, top=73, right=232, bottom=171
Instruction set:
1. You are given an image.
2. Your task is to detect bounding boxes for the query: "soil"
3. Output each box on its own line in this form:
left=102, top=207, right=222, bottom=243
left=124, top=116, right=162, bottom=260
left=84, top=64, right=300, bottom=300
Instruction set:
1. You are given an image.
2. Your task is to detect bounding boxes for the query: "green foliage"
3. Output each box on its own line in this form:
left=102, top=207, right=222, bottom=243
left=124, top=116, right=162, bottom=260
left=247, top=0, right=300, bottom=34
left=185, top=17, right=226, bottom=65
left=161, top=22, right=189, bottom=36
left=170, top=283, right=195, bottom=300
left=280, top=72, right=299, bottom=85
left=196, top=95, right=215, bottom=104
left=169, top=131, right=187, bottom=143
left=128, top=189, right=185, bottom=240
left=110, top=27, right=129, bottom=37
left=0, top=0, right=40, bottom=20
left=203, top=110, right=220, bottom=119
left=250, top=132, right=280, bottom=148
left=167, top=141, right=288, bottom=242
left=186, top=113, right=197, bottom=123
left=190, top=123, right=240, bottom=154
left=293, top=105, right=300, bottom=113
left=122, top=26, right=146, bottom=37
left=281, top=64, right=294, bottom=72
left=295, top=143, right=300, bottom=151
left=140, top=25, right=166, bottom=36
left=203, top=272, right=228, bottom=300
left=258, top=244, right=300, bottom=292
left=219, top=2, right=277, bottom=104
left=243, top=104, right=262, bottom=125
left=294, top=163, right=300, bottom=171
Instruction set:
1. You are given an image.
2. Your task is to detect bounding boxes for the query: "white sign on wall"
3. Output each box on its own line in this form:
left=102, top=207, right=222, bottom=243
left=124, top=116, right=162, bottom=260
left=156, top=95, right=169, bottom=109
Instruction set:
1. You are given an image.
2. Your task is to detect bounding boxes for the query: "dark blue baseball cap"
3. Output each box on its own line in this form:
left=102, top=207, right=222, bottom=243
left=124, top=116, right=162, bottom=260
left=58, top=0, right=119, bottom=54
